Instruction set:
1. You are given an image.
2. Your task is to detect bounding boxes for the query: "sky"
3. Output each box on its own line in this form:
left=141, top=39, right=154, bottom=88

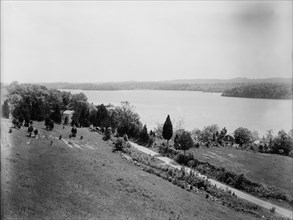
left=1, top=1, right=292, bottom=83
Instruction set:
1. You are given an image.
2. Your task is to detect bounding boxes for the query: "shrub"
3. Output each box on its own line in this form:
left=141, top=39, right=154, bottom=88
left=139, top=124, right=150, bottom=143
left=71, top=127, right=77, bottom=137
left=27, top=125, right=33, bottom=133
left=103, top=127, right=112, bottom=141
left=113, top=138, right=125, bottom=152
left=175, top=130, right=194, bottom=155
left=12, top=118, right=19, bottom=128
left=34, top=129, right=38, bottom=135
left=123, top=134, right=129, bottom=141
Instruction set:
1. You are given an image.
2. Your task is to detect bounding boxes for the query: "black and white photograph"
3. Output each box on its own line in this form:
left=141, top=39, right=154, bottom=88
left=1, top=1, right=292, bottom=219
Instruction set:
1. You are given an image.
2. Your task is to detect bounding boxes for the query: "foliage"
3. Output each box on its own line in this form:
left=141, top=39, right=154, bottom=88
left=200, top=124, right=219, bottom=142
left=222, top=83, right=292, bottom=99
left=153, top=123, right=163, bottom=139
left=272, top=130, right=293, bottom=156
left=96, top=104, right=109, bottom=127
left=27, top=125, right=34, bottom=133
left=103, top=127, right=112, bottom=141
left=139, top=124, right=150, bottom=143
left=45, top=118, right=54, bottom=131
left=113, top=102, right=142, bottom=138
left=71, top=127, right=77, bottom=137
left=174, top=130, right=194, bottom=155
left=112, top=137, right=129, bottom=152
left=162, top=115, right=173, bottom=144
left=7, top=83, right=77, bottom=122
left=191, top=128, right=202, bottom=142
left=234, top=127, right=253, bottom=146
left=50, top=104, right=62, bottom=123
left=2, top=99, right=10, bottom=118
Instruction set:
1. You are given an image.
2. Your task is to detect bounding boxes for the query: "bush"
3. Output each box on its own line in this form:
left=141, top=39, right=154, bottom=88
left=103, top=127, right=112, bottom=141
left=113, top=137, right=125, bottom=152
left=123, top=134, right=129, bottom=141
left=34, top=129, right=38, bottom=135
left=27, top=125, right=33, bottom=133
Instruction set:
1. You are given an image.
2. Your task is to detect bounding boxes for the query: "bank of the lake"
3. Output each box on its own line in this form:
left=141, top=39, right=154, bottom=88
left=63, top=90, right=292, bottom=136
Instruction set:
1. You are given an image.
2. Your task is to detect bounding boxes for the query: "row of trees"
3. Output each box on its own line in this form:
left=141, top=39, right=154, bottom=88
left=158, top=116, right=293, bottom=157
left=6, top=82, right=74, bottom=124
left=5, top=82, right=152, bottom=144
left=222, top=83, right=292, bottom=99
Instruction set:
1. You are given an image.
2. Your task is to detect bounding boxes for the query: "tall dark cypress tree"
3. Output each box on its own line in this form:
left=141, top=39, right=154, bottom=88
left=162, top=115, right=173, bottom=147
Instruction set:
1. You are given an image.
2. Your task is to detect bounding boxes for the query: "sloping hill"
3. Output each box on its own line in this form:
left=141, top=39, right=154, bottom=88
left=1, top=119, right=260, bottom=220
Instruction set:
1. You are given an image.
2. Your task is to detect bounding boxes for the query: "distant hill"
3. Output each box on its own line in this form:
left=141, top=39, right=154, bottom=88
left=37, top=78, right=291, bottom=93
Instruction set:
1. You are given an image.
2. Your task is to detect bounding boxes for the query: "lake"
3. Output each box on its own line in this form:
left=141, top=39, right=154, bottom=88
left=64, top=90, right=292, bottom=136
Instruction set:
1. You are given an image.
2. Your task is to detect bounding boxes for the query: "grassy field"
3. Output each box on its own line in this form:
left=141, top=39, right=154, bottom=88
left=1, top=119, right=262, bottom=220
left=187, top=146, right=293, bottom=199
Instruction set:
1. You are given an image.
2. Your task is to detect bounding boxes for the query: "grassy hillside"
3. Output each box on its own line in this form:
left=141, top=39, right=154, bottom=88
left=188, top=146, right=293, bottom=200
left=1, top=119, right=261, bottom=220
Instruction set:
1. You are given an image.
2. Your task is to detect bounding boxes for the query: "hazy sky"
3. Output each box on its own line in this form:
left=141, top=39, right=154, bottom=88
left=1, top=1, right=292, bottom=83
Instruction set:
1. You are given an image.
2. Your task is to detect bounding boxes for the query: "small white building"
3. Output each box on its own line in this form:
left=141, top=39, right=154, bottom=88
left=62, top=110, right=75, bottom=124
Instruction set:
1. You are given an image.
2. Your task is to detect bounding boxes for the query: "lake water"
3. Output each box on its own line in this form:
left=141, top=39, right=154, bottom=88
left=65, top=90, right=292, bottom=136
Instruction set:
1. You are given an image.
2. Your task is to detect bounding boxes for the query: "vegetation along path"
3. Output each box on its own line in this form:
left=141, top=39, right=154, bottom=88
left=129, top=142, right=293, bottom=219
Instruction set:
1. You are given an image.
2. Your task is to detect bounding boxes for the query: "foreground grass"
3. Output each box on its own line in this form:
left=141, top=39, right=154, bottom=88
left=1, top=119, right=261, bottom=220
left=187, top=146, right=293, bottom=199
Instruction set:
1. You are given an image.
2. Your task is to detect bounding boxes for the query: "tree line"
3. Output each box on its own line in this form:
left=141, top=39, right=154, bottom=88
left=222, top=83, right=292, bottom=99
left=159, top=120, right=293, bottom=157
left=3, top=82, right=153, bottom=145
left=2, top=82, right=292, bottom=156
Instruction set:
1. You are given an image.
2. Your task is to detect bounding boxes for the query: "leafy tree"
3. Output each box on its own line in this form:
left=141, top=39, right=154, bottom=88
left=162, top=115, right=173, bottom=146
left=113, top=102, right=142, bottom=137
left=2, top=100, right=10, bottom=118
left=200, top=124, right=219, bottom=142
left=272, top=130, right=293, bottom=156
left=50, top=104, right=62, bottom=123
left=61, top=91, right=72, bottom=110
left=45, top=117, right=50, bottom=127
left=96, top=104, right=109, bottom=127
left=68, top=92, right=88, bottom=110
left=175, top=131, right=194, bottom=156
left=139, top=124, right=150, bottom=143
left=191, top=128, right=201, bottom=142
left=153, top=123, right=164, bottom=139
left=265, top=129, right=274, bottom=151
left=234, top=127, right=253, bottom=146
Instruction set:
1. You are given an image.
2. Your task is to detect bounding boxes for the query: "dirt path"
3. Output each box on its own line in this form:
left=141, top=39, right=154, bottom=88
left=129, top=141, right=293, bottom=219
